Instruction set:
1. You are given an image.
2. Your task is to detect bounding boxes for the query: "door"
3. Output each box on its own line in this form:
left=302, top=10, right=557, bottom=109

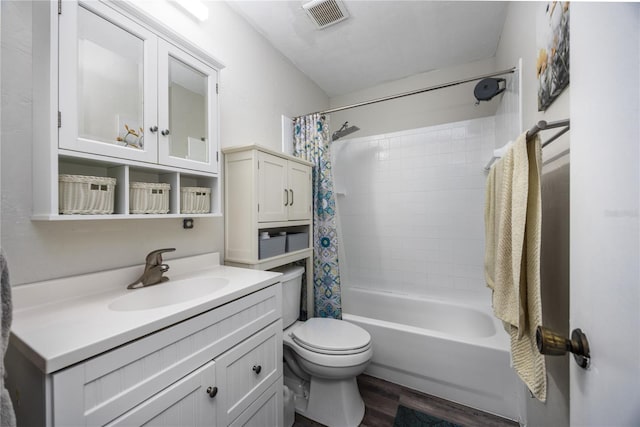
left=287, top=162, right=312, bottom=220
left=106, top=361, right=217, bottom=426
left=570, top=3, right=640, bottom=425
left=215, top=323, right=282, bottom=426
left=157, top=39, right=219, bottom=173
left=257, top=152, right=288, bottom=222
left=58, top=0, right=158, bottom=163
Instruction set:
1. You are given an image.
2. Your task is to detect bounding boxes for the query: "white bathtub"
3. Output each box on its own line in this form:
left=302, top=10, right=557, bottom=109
left=342, top=287, right=520, bottom=421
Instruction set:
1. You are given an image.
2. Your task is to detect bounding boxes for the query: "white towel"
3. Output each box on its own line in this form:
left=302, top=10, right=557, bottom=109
left=1, top=249, right=16, bottom=426
left=484, top=132, right=547, bottom=401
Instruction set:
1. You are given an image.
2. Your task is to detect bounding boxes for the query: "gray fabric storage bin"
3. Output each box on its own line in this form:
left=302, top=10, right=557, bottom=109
left=259, top=235, right=286, bottom=259
left=286, top=232, right=309, bottom=252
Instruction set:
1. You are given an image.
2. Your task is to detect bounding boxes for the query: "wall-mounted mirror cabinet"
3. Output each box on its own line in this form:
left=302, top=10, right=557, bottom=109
left=33, top=0, right=224, bottom=220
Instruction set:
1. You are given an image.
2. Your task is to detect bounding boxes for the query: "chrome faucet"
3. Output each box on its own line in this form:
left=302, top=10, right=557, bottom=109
left=128, top=248, right=176, bottom=289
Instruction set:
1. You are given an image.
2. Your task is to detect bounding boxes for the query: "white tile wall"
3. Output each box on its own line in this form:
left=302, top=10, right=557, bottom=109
left=333, top=117, right=495, bottom=297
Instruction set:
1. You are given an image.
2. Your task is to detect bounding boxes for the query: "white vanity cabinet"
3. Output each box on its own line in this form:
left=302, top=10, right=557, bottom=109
left=33, top=0, right=222, bottom=219
left=6, top=260, right=284, bottom=427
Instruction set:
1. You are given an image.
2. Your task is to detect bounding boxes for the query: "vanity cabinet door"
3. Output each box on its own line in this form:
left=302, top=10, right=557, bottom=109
left=106, top=361, right=217, bottom=427
left=158, top=40, right=219, bottom=173
left=215, top=321, right=282, bottom=426
left=58, top=0, right=159, bottom=163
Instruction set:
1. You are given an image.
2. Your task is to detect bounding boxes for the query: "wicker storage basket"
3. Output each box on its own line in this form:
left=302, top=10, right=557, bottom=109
left=180, top=187, right=211, bottom=214
left=59, top=174, right=116, bottom=215
left=129, top=182, right=171, bottom=214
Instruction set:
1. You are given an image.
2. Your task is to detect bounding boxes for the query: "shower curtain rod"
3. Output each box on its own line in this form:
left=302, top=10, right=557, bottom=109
left=307, top=67, right=517, bottom=116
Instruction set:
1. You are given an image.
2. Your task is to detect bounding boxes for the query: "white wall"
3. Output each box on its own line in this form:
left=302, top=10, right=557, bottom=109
left=0, top=1, right=328, bottom=285
left=333, top=117, right=495, bottom=300
left=329, top=58, right=500, bottom=139
left=494, top=2, right=571, bottom=426
left=571, top=3, right=640, bottom=424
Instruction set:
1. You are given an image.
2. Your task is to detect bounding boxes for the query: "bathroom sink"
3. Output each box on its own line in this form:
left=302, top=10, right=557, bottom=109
left=109, top=277, right=230, bottom=311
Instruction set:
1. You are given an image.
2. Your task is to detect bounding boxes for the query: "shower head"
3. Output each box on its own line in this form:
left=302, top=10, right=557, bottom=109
left=332, top=121, right=360, bottom=141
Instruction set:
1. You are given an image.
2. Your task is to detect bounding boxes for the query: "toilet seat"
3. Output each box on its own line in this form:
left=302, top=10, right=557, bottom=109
left=291, top=318, right=371, bottom=355
left=284, top=320, right=373, bottom=368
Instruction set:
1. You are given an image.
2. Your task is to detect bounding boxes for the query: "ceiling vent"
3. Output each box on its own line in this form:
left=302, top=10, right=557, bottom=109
left=302, top=0, right=350, bottom=30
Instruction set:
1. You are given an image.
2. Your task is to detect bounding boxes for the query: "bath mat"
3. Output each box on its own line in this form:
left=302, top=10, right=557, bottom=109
left=393, top=405, right=462, bottom=427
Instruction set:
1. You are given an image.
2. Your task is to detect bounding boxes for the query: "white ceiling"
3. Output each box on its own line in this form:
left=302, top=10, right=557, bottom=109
left=227, top=1, right=508, bottom=97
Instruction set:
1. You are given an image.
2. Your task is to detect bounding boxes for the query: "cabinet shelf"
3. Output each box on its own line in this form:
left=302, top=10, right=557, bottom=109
left=32, top=213, right=222, bottom=221
left=226, top=248, right=313, bottom=269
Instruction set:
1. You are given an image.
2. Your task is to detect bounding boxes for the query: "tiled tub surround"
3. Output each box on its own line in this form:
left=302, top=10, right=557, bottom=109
left=333, top=117, right=495, bottom=298
left=333, top=118, right=520, bottom=420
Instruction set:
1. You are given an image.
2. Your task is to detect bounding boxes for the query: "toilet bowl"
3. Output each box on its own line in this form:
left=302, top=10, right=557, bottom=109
left=273, top=265, right=373, bottom=427
left=284, top=318, right=372, bottom=427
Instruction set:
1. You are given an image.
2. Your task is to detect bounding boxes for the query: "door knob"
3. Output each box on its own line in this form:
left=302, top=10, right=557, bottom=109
left=536, top=326, right=590, bottom=369
left=206, top=386, right=218, bottom=398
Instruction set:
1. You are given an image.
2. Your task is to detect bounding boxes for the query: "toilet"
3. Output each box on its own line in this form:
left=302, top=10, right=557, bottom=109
left=274, top=265, right=373, bottom=427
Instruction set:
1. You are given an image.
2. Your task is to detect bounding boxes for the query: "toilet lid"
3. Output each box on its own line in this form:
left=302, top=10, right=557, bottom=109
left=291, top=318, right=371, bottom=354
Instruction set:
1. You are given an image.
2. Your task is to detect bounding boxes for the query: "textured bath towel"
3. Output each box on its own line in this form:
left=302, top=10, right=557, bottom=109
left=0, top=249, right=16, bottom=426
left=484, top=132, right=547, bottom=401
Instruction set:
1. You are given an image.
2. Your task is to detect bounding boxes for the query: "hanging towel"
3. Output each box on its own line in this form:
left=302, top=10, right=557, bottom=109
left=0, top=249, right=16, bottom=426
left=484, top=132, right=547, bottom=402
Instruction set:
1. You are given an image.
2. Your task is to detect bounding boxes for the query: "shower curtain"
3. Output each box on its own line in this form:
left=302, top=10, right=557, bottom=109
left=294, top=114, right=342, bottom=319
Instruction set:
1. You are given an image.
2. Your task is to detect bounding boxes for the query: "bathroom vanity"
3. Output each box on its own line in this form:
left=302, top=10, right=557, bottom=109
left=6, top=253, right=283, bottom=426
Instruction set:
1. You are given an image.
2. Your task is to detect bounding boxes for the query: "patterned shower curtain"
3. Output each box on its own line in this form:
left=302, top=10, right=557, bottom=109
left=293, top=114, right=342, bottom=319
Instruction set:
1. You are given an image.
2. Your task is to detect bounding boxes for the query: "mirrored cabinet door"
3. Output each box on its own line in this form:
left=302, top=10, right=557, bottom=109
left=58, top=1, right=158, bottom=163
left=158, top=40, right=219, bottom=173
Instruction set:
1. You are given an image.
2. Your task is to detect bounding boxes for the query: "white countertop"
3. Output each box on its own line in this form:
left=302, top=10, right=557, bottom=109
left=10, top=253, right=282, bottom=374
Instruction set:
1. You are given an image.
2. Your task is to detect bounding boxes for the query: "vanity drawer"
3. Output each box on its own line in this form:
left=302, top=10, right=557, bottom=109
left=52, top=285, right=281, bottom=426
left=229, top=377, right=283, bottom=427
left=216, top=321, right=283, bottom=426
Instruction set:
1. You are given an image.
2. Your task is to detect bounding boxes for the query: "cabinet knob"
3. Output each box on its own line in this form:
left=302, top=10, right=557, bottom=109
left=161, top=129, right=170, bottom=136
left=284, top=189, right=289, bottom=206
left=252, top=365, right=262, bottom=375
left=206, top=386, right=218, bottom=398
left=149, top=126, right=158, bottom=133
left=289, top=189, right=294, bottom=206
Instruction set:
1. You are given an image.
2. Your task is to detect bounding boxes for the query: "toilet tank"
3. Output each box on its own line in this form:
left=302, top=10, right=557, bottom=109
left=271, top=265, right=305, bottom=328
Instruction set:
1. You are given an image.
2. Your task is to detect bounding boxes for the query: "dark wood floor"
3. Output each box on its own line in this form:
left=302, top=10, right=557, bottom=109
left=293, top=374, right=519, bottom=427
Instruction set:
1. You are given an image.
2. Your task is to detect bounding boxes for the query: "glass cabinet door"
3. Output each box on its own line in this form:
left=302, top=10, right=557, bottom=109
left=157, top=40, right=219, bottom=173
left=58, top=1, right=158, bottom=163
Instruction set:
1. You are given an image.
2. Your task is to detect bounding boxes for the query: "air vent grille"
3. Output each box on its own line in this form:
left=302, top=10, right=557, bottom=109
left=303, top=0, right=349, bottom=29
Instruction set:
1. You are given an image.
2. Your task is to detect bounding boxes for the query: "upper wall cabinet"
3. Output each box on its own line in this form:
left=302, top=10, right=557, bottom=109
left=33, top=0, right=225, bottom=219
left=257, top=152, right=312, bottom=222
left=58, top=1, right=219, bottom=173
